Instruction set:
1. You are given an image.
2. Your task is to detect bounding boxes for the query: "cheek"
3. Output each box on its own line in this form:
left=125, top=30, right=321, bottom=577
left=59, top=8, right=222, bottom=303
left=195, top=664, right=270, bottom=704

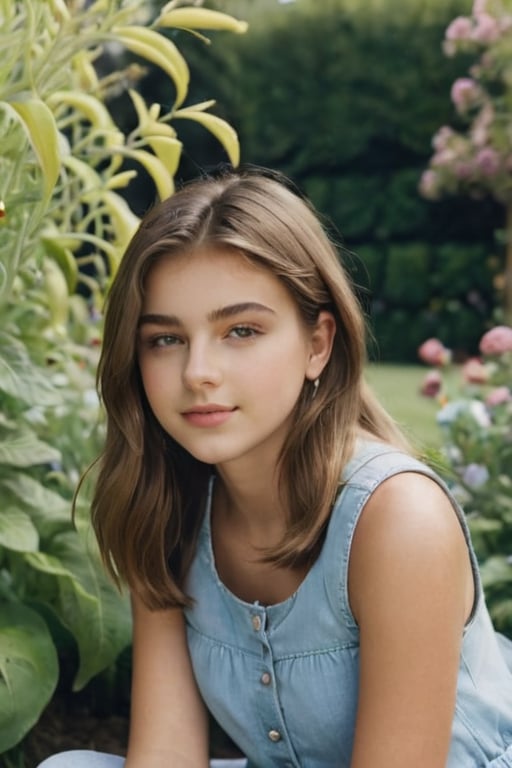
left=139, top=359, right=175, bottom=404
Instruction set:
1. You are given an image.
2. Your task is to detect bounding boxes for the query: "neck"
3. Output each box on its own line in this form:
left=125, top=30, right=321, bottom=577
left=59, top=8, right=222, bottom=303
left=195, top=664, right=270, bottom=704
left=214, top=461, right=287, bottom=540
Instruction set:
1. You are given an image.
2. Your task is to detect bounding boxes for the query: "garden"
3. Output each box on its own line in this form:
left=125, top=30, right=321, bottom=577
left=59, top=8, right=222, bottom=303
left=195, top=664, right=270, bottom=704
left=1, top=0, right=511, bottom=765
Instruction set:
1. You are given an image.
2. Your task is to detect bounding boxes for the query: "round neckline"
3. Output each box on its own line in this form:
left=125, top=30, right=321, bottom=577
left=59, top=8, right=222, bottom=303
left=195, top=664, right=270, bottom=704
left=203, top=475, right=320, bottom=616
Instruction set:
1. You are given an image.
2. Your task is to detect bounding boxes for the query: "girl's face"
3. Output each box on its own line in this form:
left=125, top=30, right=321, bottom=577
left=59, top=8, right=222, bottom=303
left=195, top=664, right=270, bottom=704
left=137, top=246, right=334, bottom=474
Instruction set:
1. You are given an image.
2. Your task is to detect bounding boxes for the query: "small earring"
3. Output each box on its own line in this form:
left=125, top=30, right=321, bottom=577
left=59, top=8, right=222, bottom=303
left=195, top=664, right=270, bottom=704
left=311, top=377, right=320, bottom=400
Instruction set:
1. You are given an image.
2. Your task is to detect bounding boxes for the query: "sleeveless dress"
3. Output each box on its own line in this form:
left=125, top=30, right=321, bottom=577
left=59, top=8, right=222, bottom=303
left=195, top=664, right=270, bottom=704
left=184, top=440, right=512, bottom=768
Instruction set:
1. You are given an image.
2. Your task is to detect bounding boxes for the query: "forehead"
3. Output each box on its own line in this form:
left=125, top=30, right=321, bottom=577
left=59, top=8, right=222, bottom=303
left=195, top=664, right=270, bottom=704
left=142, top=245, right=293, bottom=311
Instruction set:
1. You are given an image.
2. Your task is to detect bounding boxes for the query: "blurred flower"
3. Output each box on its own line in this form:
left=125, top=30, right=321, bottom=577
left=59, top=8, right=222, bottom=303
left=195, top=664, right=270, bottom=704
left=432, top=125, right=456, bottom=150
left=451, top=77, right=482, bottom=113
left=485, top=385, right=512, bottom=406
left=420, top=370, right=443, bottom=398
left=455, top=161, right=474, bottom=179
left=473, top=0, right=488, bottom=14
left=469, top=399, right=492, bottom=427
left=462, top=356, right=489, bottom=383
left=475, top=146, right=501, bottom=176
left=437, top=400, right=464, bottom=426
left=437, top=399, right=491, bottom=428
left=479, top=325, right=512, bottom=355
left=472, top=13, right=501, bottom=43
left=470, top=102, right=494, bottom=147
left=418, top=337, right=452, bottom=366
left=445, top=16, right=473, bottom=43
left=418, top=169, right=441, bottom=200
left=462, top=462, right=490, bottom=487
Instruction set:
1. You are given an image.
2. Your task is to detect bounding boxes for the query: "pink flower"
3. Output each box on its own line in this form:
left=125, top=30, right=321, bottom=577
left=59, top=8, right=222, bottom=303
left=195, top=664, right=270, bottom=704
left=420, top=370, right=443, bottom=398
left=472, top=13, right=501, bottom=43
left=418, top=338, right=452, bottom=366
left=462, top=359, right=484, bottom=384
left=432, top=126, right=455, bottom=151
left=475, top=147, right=501, bottom=176
left=451, top=77, right=482, bottom=113
left=462, top=357, right=489, bottom=384
left=432, top=148, right=459, bottom=167
left=419, top=170, right=441, bottom=200
left=446, top=16, right=473, bottom=42
left=473, top=0, right=488, bottom=13
left=455, top=161, right=474, bottom=179
left=485, top=386, right=512, bottom=406
left=479, top=325, right=512, bottom=355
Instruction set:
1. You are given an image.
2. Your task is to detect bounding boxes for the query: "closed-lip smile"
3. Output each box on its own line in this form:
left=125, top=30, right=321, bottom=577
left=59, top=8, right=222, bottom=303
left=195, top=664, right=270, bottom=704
left=182, top=404, right=235, bottom=414
left=181, top=404, right=237, bottom=427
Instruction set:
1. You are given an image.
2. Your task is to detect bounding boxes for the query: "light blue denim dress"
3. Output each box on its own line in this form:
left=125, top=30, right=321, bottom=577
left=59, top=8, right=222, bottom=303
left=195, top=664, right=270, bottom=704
left=38, top=441, right=512, bottom=768
left=185, top=441, right=512, bottom=768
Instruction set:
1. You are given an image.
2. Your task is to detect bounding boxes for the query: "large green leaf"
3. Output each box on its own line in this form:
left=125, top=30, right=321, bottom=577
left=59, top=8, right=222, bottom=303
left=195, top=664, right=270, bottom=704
left=0, top=333, right=59, bottom=406
left=0, top=602, right=58, bottom=752
left=0, top=507, right=38, bottom=552
left=0, top=428, right=61, bottom=467
left=2, top=473, right=72, bottom=540
left=25, top=530, right=131, bottom=690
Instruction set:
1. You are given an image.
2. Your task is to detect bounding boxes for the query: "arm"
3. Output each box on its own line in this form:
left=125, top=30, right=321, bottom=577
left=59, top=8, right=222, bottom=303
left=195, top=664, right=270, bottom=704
left=348, top=472, right=474, bottom=768
left=125, top=591, right=210, bottom=768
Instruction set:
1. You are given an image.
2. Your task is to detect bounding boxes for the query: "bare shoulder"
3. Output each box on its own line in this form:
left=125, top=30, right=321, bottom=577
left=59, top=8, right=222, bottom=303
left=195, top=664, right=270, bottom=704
left=354, top=470, right=465, bottom=557
left=348, top=470, right=474, bottom=626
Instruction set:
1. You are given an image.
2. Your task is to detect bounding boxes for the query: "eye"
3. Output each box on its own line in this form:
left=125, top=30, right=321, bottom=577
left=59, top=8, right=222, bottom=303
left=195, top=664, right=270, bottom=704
left=148, top=333, right=182, bottom=348
left=228, top=325, right=261, bottom=340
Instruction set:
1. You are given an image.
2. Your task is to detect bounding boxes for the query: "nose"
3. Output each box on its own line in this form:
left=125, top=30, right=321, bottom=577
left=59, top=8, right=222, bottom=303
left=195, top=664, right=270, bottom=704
left=182, top=339, right=223, bottom=390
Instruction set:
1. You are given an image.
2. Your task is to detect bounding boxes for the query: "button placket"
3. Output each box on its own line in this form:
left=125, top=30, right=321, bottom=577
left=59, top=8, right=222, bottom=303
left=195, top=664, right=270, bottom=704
left=250, top=607, right=299, bottom=767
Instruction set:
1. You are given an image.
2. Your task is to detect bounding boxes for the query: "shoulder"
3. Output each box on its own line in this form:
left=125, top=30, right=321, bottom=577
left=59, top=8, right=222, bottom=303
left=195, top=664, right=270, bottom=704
left=348, top=470, right=472, bottom=627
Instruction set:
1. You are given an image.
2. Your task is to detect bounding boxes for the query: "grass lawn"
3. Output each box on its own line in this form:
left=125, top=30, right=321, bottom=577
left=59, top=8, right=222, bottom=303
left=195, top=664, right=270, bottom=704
left=365, top=363, right=459, bottom=450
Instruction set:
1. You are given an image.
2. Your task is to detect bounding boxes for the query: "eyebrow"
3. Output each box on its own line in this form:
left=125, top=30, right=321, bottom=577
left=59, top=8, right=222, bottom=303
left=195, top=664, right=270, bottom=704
left=138, top=302, right=276, bottom=328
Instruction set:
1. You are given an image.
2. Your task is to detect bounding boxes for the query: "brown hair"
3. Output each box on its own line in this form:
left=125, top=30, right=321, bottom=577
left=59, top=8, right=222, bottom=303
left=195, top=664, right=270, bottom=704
left=92, top=167, right=409, bottom=609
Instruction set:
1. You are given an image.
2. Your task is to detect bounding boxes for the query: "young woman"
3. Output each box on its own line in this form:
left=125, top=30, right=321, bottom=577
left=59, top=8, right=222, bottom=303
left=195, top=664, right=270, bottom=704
left=39, top=168, right=512, bottom=768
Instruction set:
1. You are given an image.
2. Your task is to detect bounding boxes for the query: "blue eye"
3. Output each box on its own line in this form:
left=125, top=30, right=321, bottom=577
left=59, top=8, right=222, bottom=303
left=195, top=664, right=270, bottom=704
left=229, top=326, right=259, bottom=339
left=150, top=334, right=181, bottom=348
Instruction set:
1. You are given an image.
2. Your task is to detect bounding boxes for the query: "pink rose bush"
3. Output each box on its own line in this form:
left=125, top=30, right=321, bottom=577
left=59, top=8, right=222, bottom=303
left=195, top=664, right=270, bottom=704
left=420, top=370, right=443, bottom=398
left=417, top=324, right=512, bottom=634
left=462, top=356, right=490, bottom=384
left=418, top=337, right=452, bottom=367
left=420, top=1, right=512, bottom=205
left=479, top=324, right=512, bottom=354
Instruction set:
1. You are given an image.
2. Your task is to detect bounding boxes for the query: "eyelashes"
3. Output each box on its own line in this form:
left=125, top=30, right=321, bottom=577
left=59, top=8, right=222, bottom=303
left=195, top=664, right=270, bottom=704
left=141, top=324, right=264, bottom=349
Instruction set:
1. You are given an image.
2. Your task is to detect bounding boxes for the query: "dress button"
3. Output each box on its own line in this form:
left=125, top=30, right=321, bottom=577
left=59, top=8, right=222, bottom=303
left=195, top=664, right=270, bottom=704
left=268, top=729, right=281, bottom=742
left=251, top=614, right=262, bottom=631
left=260, top=672, right=271, bottom=685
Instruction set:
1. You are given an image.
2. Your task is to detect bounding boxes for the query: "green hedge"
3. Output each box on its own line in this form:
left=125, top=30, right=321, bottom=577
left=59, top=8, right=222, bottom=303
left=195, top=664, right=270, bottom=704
left=142, top=0, right=504, bottom=361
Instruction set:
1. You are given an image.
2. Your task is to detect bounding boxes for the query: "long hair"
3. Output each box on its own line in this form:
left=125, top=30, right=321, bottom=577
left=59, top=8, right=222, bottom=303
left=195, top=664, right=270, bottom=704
left=92, top=167, right=409, bottom=609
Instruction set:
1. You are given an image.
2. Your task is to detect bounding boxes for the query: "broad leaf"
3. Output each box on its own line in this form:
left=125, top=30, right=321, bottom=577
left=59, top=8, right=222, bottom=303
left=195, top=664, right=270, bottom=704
left=0, top=602, right=58, bottom=752
left=2, top=473, right=72, bottom=540
left=0, top=507, right=38, bottom=552
left=0, top=332, right=59, bottom=406
left=0, top=428, right=61, bottom=467
left=26, top=531, right=131, bottom=689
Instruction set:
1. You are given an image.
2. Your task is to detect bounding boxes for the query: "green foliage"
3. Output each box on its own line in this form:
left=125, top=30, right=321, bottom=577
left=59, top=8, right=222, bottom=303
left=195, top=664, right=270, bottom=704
left=0, top=0, right=245, bottom=754
left=0, top=604, right=59, bottom=752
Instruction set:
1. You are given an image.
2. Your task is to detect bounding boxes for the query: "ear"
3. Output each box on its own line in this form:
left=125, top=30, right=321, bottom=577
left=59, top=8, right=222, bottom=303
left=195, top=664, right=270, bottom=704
left=305, top=310, right=336, bottom=381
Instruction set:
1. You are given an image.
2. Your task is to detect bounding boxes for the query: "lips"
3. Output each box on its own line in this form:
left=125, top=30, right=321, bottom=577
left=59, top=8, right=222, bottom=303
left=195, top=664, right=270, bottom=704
left=181, top=405, right=237, bottom=428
